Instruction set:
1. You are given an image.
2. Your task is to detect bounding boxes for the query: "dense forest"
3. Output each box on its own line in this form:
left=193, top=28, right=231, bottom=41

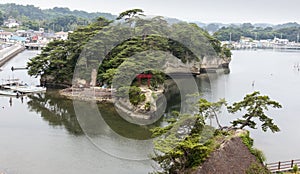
left=0, top=3, right=116, bottom=31
left=1, top=3, right=300, bottom=43
left=213, top=22, right=300, bottom=42
left=27, top=9, right=231, bottom=88
left=23, top=8, right=284, bottom=173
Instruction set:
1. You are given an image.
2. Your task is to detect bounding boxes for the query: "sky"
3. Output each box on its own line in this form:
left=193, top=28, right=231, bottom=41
left=1, top=0, right=300, bottom=24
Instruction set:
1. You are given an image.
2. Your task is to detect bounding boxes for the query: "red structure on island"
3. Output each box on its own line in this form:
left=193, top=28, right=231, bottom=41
left=136, top=74, right=152, bottom=87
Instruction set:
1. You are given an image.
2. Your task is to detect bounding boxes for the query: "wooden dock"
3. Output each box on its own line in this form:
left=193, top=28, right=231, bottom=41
left=266, top=159, right=300, bottom=173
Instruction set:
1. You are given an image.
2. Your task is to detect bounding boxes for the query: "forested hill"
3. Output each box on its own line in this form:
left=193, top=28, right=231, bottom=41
left=213, top=22, right=300, bottom=42
left=0, top=3, right=116, bottom=31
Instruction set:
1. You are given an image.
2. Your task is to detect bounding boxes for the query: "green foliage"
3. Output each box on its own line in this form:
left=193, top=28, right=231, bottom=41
left=129, top=86, right=145, bottom=106
left=27, top=17, right=112, bottom=84
left=0, top=3, right=116, bottom=31
left=239, top=131, right=254, bottom=149
left=116, top=86, right=146, bottom=106
left=151, top=92, right=158, bottom=100
left=28, top=9, right=230, bottom=87
left=116, top=9, right=144, bottom=21
left=151, top=114, right=215, bottom=173
left=0, top=11, right=4, bottom=26
left=293, top=164, right=299, bottom=173
left=214, top=23, right=300, bottom=42
left=246, top=162, right=271, bottom=174
left=228, top=91, right=282, bottom=133
left=240, top=131, right=266, bottom=163
left=115, top=86, right=130, bottom=98
left=144, top=101, right=151, bottom=111
left=251, top=148, right=266, bottom=164
left=198, top=98, right=227, bottom=128
left=152, top=92, right=281, bottom=173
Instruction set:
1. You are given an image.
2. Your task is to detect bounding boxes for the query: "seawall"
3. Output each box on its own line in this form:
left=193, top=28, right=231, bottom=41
left=0, top=44, right=25, bottom=68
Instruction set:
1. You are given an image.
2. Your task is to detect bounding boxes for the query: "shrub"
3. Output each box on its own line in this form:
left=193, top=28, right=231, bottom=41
left=129, top=86, right=146, bottom=106
left=293, top=164, right=299, bottom=173
left=144, top=101, right=151, bottom=111
left=240, top=131, right=266, bottom=163
left=246, top=163, right=270, bottom=174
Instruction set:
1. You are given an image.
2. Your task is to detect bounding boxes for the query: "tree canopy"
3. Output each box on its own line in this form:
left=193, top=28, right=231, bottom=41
left=0, top=3, right=116, bottom=31
left=214, top=23, right=300, bottom=42
left=228, top=91, right=282, bottom=133
left=27, top=17, right=113, bottom=85
left=0, top=11, right=4, bottom=26
left=27, top=10, right=231, bottom=87
left=151, top=91, right=281, bottom=173
left=116, top=8, right=145, bottom=21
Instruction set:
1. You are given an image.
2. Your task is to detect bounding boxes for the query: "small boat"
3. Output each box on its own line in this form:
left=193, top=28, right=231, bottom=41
left=4, top=85, right=46, bottom=93
left=0, top=89, right=21, bottom=96
left=2, top=78, right=46, bottom=94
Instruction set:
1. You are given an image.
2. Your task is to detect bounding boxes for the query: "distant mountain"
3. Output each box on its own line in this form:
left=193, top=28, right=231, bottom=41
left=1, top=2, right=300, bottom=41
left=213, top=22, right=300, bottom=42
left=191, top=21, right=206, bottom=28
left=253, top=23, right=274, bottom=28
left=273, top=22, right=300, bottom=29
left=43, top=7, right=116, bottom=21
left=0, top=3, right=116, bottom=21
left=164, top=17, right=182, bottom=24
left=0, top=3, right=116, bottom=32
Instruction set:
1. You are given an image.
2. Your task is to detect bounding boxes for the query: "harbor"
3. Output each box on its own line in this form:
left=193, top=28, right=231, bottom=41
left=0, top=44, right=46, bottom=96
left=0, top=49, right=44, bottom=95
left=222, top=36, right=300, bottom=50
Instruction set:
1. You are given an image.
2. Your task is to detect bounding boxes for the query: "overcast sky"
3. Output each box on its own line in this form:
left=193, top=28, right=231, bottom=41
left=1, top=0, right=300, bottom=24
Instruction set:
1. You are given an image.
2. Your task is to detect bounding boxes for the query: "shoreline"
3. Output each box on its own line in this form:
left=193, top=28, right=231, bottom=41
left=59, top=87, right=114, bottom=102
left=0, top=44, right=25, bottom=68
left=59, top=86, right=165, bottom=122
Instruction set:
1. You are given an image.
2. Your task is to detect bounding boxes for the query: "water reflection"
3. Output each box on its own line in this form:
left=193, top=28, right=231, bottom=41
left=27, top=90, right=83, bottom=135
left=21, top=75, right=214, bottom=161
left=26, top=90, right=160, bottom=139
left=9, top=97, right=12, bottom=106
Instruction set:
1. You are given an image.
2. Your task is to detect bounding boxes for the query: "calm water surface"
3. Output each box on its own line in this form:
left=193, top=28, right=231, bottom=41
left=1, top=49, right=300, bottom=173
left=213, top=50, right=300, bottom=163
left=0, top=51, right=153, bottom=174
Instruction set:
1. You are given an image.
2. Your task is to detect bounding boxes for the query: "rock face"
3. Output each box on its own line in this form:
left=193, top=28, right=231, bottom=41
left=192, top=136, right=261, bottom=174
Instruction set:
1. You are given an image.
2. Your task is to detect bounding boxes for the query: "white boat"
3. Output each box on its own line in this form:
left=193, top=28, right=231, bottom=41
left=4, top=85, right=46, bottom=93
left=0, top=89, right=20, bottom=96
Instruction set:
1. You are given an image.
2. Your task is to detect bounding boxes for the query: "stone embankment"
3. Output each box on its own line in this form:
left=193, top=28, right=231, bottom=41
left=0, top=44, right=25, bottom=67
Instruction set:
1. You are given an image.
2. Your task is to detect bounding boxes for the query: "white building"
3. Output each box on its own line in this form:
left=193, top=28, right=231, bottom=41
left=55, top=31, right=69, bottom=40
left=273, top=38, right=289, bottom=45
left=0, top=32, right=13, bottom=41
left=7, top=22, right=19, bottom=28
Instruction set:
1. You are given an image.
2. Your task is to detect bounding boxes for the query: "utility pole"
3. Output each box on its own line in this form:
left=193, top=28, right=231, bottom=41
left=229, top=32, right=232, bottom=43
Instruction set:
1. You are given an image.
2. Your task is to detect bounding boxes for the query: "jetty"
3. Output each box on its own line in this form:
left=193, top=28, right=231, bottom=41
left=0, top=44, right=25, bottom=67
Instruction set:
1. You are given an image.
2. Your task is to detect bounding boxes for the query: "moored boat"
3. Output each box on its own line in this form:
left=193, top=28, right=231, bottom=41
left=4, top=85, right=46, bottom=93
left=0, top=89, right=21, bottom=96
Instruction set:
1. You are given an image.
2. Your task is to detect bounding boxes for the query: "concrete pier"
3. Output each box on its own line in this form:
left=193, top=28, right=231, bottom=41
left=0, top=44, right=25, bottom=67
